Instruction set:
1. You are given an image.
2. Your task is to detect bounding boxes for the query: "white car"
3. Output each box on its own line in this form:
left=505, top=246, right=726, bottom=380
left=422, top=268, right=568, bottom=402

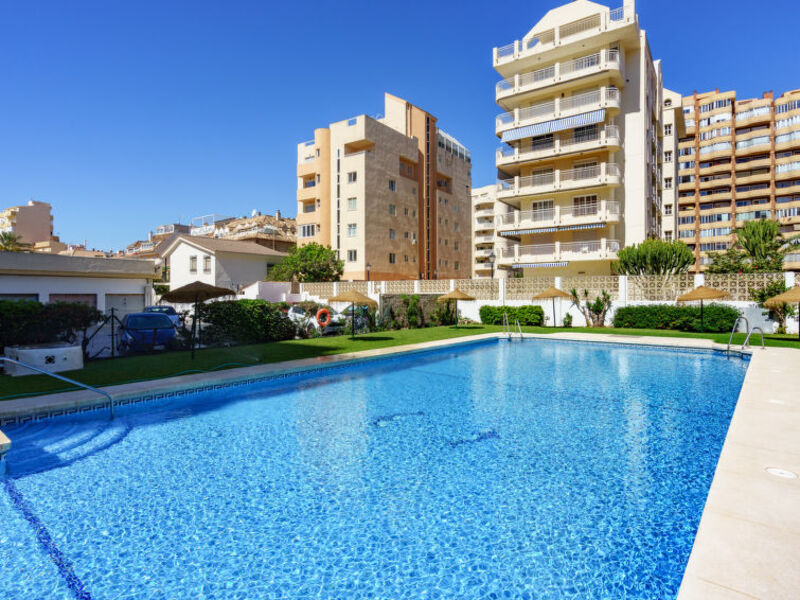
left=287, top=305, right=345, bottom=336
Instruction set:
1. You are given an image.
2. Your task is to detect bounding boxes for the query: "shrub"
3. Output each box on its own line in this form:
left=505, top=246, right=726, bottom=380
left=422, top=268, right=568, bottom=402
left=0, top=300, right=102, bottom=348
left=198, top=299, right=296, bottom=345
left=612, top=304, right=740, bottom=333
left=478, top=305, right=544, bottom=326
left=562, top=313, right=573, bottom=328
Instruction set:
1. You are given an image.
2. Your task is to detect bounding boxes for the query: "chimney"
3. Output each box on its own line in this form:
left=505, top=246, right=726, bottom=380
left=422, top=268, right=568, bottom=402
left=275, top=209, right=281, bottom=219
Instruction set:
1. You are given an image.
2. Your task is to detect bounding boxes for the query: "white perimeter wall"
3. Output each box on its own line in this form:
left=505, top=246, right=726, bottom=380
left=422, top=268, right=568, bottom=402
left=0, top=275, right=153, bottom=312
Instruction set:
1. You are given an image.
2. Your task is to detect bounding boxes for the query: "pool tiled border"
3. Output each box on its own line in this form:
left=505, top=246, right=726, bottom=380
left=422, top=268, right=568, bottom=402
left=1, top=332, right=797, bottom=599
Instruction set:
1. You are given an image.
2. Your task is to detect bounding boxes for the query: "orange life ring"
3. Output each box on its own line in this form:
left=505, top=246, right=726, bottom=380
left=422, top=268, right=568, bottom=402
left=316, top=308, right=331, bottom=327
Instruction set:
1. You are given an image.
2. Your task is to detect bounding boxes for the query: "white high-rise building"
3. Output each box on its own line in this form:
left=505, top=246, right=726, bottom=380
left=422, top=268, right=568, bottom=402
left=492, top=0, right=664, bottom=276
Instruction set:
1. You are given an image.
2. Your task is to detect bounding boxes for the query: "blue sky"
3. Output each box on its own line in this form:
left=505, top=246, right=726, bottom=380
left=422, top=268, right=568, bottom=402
left=1, top=0, right=797, bottom=250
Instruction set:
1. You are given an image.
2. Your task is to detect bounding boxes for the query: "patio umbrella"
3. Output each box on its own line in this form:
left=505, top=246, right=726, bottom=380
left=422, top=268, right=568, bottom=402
left=532, top=286, right=572, bottom=327
left=436, top=289, right=475, bottom=329
left=161, top=281, right=235, bottom=358
left=676, top=285, right=730, bottom=333
left=328, top=289, right=378, bottom=340
left=765, top=286, right=800, bottom=340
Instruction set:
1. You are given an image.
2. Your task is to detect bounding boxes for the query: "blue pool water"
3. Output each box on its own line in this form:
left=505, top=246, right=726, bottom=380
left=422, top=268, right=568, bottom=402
left=1, top=339, right=748, bottom=599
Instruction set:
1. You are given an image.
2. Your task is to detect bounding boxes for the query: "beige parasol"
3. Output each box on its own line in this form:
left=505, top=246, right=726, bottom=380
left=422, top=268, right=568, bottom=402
left=437, top=289, right=476, bottom=329
left=532, top=286, right=572, bottom=327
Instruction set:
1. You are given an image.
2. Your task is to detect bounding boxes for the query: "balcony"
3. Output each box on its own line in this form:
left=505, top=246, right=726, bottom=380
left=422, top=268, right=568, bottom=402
left=496, top=125, right=621, bottom=168
left=496, top=52, right=623, bottom=105
left=297, top=180, right=319, bottom=202
left=474, top=207, right=495, bottom=218
left=474, top=248, right=496, bottom=258
left=496, top=200, right=620, bottom=234
left=474, top=233, right=495, bottom=244
left=493, top=5, right=634, bottom=70
left=496, top=238, right=620, bottom=267
left=497, top=163, right=621, bottom=204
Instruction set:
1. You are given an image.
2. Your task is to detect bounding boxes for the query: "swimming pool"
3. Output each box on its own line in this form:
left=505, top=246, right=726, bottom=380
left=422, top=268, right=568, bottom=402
left=1, top=338, right=748, bottom=599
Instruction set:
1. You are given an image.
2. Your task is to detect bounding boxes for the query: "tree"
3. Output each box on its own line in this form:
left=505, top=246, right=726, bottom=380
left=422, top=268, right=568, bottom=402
left=613, top=239, right=694, bottom=275
left=570, top=289, right=612, bottom=328
left=708, top=219, right=796, bottom=273
left=749, top=279, right=797, bottom=334
left=0, top=231, right=31, bottom=252
left=613, top=239, right=694, bottom=300
left=269, top=243, right=344, bottom=282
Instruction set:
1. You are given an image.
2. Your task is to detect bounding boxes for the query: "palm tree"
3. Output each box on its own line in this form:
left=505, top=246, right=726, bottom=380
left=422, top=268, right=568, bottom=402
left=0, top=231, right=30, bottom=252
left=708, top=219, right=799, bottom=273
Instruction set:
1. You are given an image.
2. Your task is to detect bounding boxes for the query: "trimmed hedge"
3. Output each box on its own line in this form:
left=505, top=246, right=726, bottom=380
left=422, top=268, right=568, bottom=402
left=612, top=303, right=740, bottom=333
left=0, top=300, right=102, bottom=349
left=479, top=305, right=545, bottom=326
left=198, top=300, right=296, bottom=345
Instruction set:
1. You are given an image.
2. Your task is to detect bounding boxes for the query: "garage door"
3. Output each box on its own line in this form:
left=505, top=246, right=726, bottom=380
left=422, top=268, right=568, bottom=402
left=49, top=293, right=97, bottom=307
left=105, top=294, right=145, bottom=316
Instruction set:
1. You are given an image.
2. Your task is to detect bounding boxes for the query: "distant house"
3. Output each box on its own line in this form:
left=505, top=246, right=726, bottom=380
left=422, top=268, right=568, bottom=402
left=0, top=251, right=158, bottom=314
left=162, top=236, right=287, bottom=291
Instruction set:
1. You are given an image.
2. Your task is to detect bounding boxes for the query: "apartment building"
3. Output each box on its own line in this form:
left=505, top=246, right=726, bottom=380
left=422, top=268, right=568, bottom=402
left=492, top=0, right=663, bottom=276
left=661, top=89, right=683, bottom=241
left=677, top=88, right=800, bottom=270
left=0, top=200, right=55, bottom=245
left=296, top=93, right=472, bottom=281
left=472, top=185, right=511, bottom=278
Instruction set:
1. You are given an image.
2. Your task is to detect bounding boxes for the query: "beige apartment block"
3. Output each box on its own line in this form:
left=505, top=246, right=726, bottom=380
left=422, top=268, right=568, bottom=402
left=661, top=88, right=684, bottom=241
left=0, top=200, right=55, bottom=245
left=296, top=93, right=472, bottom=281
left=472, top=184, right=512, bottom=278
left=492, top=0, right=663, bottom=276
left=677, top=88, right=800, bottom=271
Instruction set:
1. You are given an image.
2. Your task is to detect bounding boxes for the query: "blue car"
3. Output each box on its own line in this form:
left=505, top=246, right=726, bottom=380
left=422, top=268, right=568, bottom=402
left=118, top=312, right=178, bottom=354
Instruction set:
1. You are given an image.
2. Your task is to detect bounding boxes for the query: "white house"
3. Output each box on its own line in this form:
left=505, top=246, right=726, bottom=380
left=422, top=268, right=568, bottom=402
left=162, top=236, right=287, bottom=292
left=0, top=251, right=158, bottom=314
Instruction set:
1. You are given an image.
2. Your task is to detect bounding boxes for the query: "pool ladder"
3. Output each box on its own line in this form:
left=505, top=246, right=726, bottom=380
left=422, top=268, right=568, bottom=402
left=502, top=313, right=523, bottom=340
left=0, top=357, right=115, bottom=419
left=726, top=316, right=765, bottom=355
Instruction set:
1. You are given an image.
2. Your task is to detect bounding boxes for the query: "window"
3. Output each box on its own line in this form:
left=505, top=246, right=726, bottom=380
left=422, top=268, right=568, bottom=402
left=347, top=197, right=357, bottom=211
left=300, top=224, right=316, bottom=238
left=388, top=253, right=396, bottom=264
left=203, top=256, right=211, bottom=273
left=388, top=180, right=396, bottom=192
left=404, top=255, right=409, bottom=262
left=389, top=229, right=396, bottom=240
left=678, top=147, right=694, bottom=156
left=388, top=204, right=396, bottom=216
left=454, top=242, right=459, bottom=250
left=404, top=207, right=409, bottom=216
left=347, top=223, right=357, bottom=237
left=665, top=204, right=673, bottom=215
left=664, top=151, right=673, bottom=162
left=665, top=177, right=673, bottom=189
left=347, top=171, right=357, bottom=183
left=347, top=249, right=357, bottom=262
left=404, top=231, right=409, bottom=239
left=664, top=231, right=673, bottom=241
left=454, top=261, right=459, bottom=270
left=664, top=124, right=672, bottom=136
left=189, top=256, right=197, bottom=273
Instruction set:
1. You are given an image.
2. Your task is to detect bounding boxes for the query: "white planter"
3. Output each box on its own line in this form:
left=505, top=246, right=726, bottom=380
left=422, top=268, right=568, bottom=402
left=3, top=343, right=84, bottom=377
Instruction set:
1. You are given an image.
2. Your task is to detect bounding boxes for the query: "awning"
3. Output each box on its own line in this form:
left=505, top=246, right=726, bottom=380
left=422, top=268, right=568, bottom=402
left=500, top=222, right=607, bottom=236
left=513, top=262, right=569, bottom=269
left=501, top=109, right=605, bottom=143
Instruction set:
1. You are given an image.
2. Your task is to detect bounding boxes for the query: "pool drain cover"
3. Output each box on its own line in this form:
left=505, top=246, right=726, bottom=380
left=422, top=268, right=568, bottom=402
left=765, top=467, right=798, bottom=479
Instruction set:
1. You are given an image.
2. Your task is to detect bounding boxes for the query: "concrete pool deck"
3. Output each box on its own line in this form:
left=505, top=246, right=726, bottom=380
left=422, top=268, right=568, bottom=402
left=0, top=332, right=798, bottom=598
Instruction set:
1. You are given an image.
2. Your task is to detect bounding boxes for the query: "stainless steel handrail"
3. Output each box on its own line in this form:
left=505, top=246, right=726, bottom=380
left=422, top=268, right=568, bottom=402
left=0, top=357, right=114, bottom=419
left=726, top=316, right=749, bottom=354
left=743, top=327, right=765, bottom=350
left=514, top=319, right=524, bottom=339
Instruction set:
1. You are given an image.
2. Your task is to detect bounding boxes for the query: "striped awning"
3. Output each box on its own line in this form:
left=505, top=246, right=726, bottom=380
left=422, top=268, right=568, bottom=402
left=501, top=109, right=605, bottom=143
left=500, top=222, right=607, bottom=236
left=513, top=262, right=569, bottom=269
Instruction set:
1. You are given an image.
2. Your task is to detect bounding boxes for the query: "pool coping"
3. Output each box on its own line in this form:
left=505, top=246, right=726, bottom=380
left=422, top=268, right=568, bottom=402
left=0, top=332, right=797, bottom=599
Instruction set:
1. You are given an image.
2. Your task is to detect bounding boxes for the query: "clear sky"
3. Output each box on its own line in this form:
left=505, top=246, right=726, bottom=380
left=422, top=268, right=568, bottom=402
left=1, top=0, right=797, bottom=250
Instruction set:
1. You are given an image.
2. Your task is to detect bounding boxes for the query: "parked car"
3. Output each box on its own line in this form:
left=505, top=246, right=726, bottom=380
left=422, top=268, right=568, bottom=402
left=287, top=305, right=345, bottom=336
left=118, top=312, right=178, bottom=354
left=143, top=305, right=181, bottom=327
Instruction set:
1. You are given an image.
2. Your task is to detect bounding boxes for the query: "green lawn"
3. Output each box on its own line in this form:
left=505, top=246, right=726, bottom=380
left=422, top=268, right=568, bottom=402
left=1, top=325, right=798, bottom=401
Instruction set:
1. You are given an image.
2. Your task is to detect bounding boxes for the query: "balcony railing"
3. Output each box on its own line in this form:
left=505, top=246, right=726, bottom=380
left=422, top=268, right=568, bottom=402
left=495, top=49, right=622, bottom=100
left=496, top=87, right=620, bottom=132
left=498, top=163, right=621, bottom=197
left=494, top=6, right=631, bottom=65
left=497, top=200, right=621, bottom=230
left=497, top=125, right=621, bottom=165
left=498, top=239, right=620, bottom=262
